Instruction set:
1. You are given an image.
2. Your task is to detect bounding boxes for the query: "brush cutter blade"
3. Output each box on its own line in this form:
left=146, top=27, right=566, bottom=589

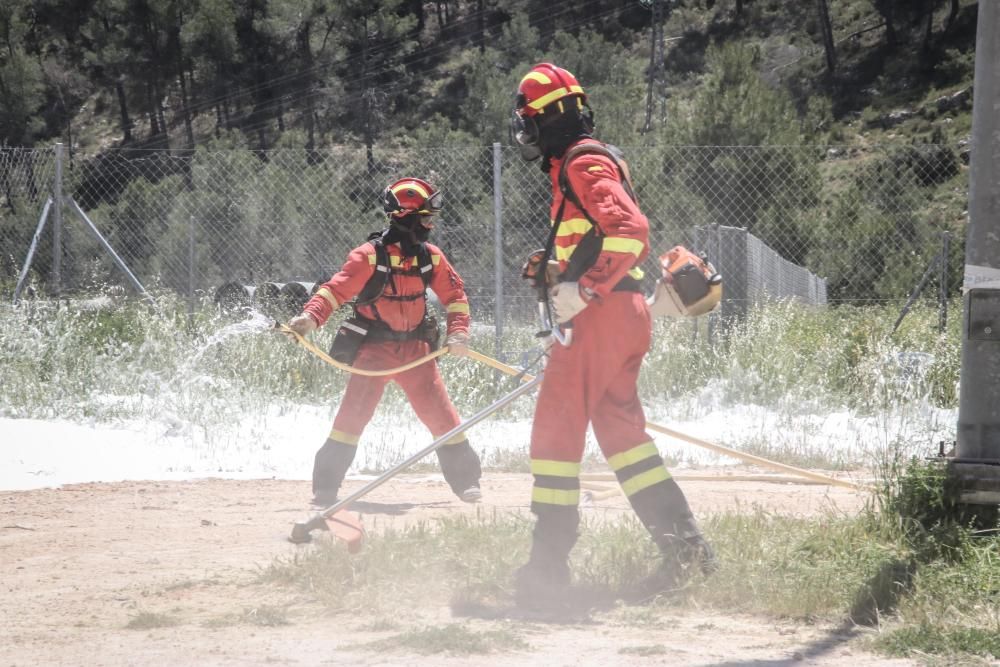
left=287, top=511, right=364, bottom=551
left=326, top=510, right=365, bottom=552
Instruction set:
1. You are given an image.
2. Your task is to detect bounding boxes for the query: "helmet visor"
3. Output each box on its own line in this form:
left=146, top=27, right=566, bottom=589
left=418, top=189, right=443, bottom=216
left=510, top=110, right=535, bottom=147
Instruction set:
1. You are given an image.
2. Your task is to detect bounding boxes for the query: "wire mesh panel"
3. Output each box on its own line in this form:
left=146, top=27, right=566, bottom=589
left=0, top=148, right=57, bottom=290
left=1, top=143, right=968, bottom=322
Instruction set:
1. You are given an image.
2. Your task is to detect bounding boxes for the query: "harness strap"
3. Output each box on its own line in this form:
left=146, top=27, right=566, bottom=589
left=549, top=143, right=641, bottom=285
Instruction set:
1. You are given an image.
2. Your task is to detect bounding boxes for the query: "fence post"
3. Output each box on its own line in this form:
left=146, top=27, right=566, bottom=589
left=492, top=142, right=504, bottom=360
left=52, top=143, right=63, bottom=296
left=189, top=215, right=196, bottom=328
left=939, top=231, right=951, bottom=333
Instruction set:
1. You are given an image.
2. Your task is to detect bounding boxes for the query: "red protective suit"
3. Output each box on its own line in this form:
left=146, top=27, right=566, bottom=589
left=525, top=139, right=703, bottom=574
left=301, top=239, right=481, bottom=504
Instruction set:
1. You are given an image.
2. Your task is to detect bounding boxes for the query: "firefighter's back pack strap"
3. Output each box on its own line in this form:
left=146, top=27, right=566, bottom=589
left=555, top=143, right=641, bottom=291
left=356, top=232, right=434, bottom=307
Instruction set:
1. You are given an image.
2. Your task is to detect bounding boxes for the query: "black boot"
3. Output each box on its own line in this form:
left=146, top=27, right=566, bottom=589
left=514, top=507, right=579, bottom=608
left=646, top=533, right=719, bottom=594
left=626, top=477, right=718, bottom=593
left=436, top=439, right=483, bottom=502
left=311, top=438, right=357, bottom=506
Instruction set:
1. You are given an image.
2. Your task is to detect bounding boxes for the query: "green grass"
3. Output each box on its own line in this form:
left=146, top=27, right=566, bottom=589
left=125, top=611, right=180, bottom=630
left=202, top=605, right=291, bottom=628
left=619, top=644, right=668, bottom=656
left=0, top=294, right=962, bottom=472
left=355, top=623, right=528, bottom=655
left=263, top=460, right=1000, bottom=662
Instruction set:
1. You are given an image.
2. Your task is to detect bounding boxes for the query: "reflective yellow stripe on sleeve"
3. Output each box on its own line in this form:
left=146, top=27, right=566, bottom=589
left=531, top=487, right=581, bottom=506
left=446, top=303, right=470, bottom=314
left=554, top=218, right=592, bottom=236
left=602, top=237, right=645, bottom=257
left=315, top=287, right=338, bottom=310
left=554, top=244, right=577, bottom=262
left=431, top=254, right=441, bottom=265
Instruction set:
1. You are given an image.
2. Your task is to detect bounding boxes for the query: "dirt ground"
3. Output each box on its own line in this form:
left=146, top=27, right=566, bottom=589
left=0, top=469, right=917, bottom=667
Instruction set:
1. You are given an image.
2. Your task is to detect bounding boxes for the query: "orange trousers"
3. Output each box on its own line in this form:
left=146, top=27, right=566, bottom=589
left=312, top=340, right=480, bottom=501
left=530, top=291, right=653, bottom=471
left=527, top=291, right=699, bottom=552
left=332, top=340, right=463, bottom=439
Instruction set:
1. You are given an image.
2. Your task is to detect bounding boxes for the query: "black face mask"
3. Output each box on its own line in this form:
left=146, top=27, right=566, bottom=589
left=384, top=214, right=431, bottom=256
left=537, top=109, right=593, bottom=171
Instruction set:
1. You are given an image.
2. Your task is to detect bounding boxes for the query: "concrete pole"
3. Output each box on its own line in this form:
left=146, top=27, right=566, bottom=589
left=956, top=0, right=1000, bottom=467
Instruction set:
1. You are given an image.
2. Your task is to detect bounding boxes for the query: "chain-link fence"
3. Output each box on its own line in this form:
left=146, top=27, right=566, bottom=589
left=1, top=142, right=967, bottom=323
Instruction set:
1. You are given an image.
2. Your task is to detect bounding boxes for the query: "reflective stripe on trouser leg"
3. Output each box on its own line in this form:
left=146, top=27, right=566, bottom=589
left=527, top=459, right=582, bottom=569
left=609, top=441, right=701, bottom=542
left=529, top=459, right=582, bottom=513
left=435, top=438, right=482, bottom=495
left=312, top=437, right=358, bottom=497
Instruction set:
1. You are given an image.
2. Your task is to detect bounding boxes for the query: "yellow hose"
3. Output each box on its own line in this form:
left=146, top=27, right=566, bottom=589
left=464, top=349, right=864, bottom=491
left=278, top=323, right=448, bottom=377
left=280, top=324, right=865, bottom=492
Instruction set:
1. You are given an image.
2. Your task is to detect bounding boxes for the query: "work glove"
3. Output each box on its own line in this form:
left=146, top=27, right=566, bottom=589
left=445, top=330, right=470, bottom=357
left=286, top=313, right=318, bottom=338
left=549, top=281, right=590, bottom=324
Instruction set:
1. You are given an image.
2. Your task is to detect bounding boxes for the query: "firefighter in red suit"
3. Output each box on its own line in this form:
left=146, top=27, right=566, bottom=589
left=510, top=64, right=716, bottom=602
left=287, top=177, right=482, bottom=507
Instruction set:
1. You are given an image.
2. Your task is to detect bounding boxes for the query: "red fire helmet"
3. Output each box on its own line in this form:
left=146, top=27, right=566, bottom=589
left=382, top=177, right=443, bottom=219
left=514, top=63, right=587, bottom=118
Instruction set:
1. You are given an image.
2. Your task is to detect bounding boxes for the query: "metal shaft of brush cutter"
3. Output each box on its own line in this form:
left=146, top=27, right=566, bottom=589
left=290, top=372, right=544, bottom=543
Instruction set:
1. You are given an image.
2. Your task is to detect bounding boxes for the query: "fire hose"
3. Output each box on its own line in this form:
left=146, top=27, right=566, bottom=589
left=278, top=324, right=862, bottom=491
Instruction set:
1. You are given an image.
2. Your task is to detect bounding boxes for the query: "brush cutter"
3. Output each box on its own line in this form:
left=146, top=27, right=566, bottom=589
left=288, top=371, right=544, bottom=546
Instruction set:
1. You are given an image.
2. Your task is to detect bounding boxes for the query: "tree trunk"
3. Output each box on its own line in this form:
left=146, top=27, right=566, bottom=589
left=116, top=77, right=133, bottom=142
left=477, top=0, right=485, bottom=52
left=297, top=18, right=317, bottom=157
left=362, top=15, right=374, bottom=174
left=816, top=0, right=836, bottom=75
left=154, top=82, right=169, bottom=148
left=172, top=25, right=195, bottom=149
left=435, top=2, right=445, bottom=30
left=944, top=0, right=959, bottom=35
left=876, top=1, right=898, bottom=47
left=922, top=0, right=935, bottom=53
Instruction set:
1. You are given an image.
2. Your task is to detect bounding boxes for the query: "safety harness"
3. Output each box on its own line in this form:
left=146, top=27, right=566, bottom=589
left=328, top=231, right=439, bottom=364
left=542, top=142, right=642, bottom=291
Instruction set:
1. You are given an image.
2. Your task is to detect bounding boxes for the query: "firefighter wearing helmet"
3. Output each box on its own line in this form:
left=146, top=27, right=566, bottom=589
left=287, top=177, right=482, bottom=507
left=510, top=63, right=716, bottom=605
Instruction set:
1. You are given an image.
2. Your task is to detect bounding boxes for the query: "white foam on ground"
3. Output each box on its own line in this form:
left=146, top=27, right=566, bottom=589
left=0, top=392, right=954, bottom=490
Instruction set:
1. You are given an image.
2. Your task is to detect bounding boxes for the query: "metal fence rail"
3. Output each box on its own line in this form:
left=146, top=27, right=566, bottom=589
left=1, top=143, right=967, bottom=322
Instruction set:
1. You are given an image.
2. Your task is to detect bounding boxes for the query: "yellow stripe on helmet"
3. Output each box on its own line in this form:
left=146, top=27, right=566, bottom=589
left=391, top=182, right=430, bottom=199
left=528, top=85, right=584, bottom=110
left=522, top=71, right=553, bottom=85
